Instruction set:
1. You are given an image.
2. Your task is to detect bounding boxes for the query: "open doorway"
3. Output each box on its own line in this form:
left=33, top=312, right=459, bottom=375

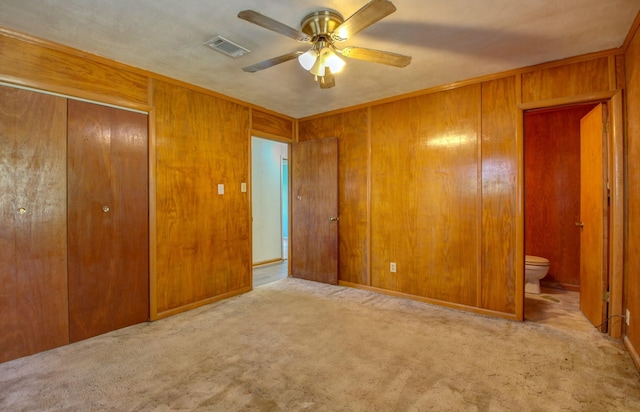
left=251, top=136, right=289, bottom=287
left=522, top=103, right=604, bottom=331
left=523, top=104, right=595, bottom=329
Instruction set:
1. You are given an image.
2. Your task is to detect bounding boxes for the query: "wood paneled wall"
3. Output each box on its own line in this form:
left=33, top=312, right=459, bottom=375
left=153, top=80, right=251, bottom=317
left=624, top=16, right=640, bottom=366
left=298, top=108, right=370, bottom=285
left=0, top=25, right=634, bottom=327
left=480, top=77, right=518, bottom=314
left=300, top=51, right=622, bottom=318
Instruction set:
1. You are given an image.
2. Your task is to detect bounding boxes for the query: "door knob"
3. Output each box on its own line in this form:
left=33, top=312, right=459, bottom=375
left=575, top=222, right=584, bottom=227
left=17, top=207, right=26, bottom=214
left=329, top=216, right=339, bottom=221
left=102, top=206, right=110, bottom=213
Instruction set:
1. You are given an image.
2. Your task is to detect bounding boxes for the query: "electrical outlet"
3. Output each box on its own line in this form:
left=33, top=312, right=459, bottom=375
left=390, top=262, right=397, bottom=273
left=627, top=309, right=631, bottom=326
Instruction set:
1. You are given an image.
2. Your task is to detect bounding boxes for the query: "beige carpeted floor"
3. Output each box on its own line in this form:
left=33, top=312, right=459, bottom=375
left=1, top=278, right=639, bottom=411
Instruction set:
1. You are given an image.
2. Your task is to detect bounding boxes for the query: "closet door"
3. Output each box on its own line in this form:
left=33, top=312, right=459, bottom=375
left=67, top=100, right=149, bottom=343
left=0, top=86, right=69, bottom=363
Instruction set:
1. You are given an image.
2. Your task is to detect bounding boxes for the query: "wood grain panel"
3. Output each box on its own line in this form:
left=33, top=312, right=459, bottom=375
left=0, top=86, right=68, bottom=363
left=298, top=114, right=343, bottom=142
left=371, top=85, right=480, bottom=306
left=298, top=108, right=370, bottom=285
left=67, top=100, right=149, bottom=342
left=339, top=109, right=370, bottom=285
left=522, top=58, right=610, bottom=102
left=524, top=105, right=595, bottom=289
left=0, top=34, right=148, bottom=105
left=291, top=138, right=339, bottom=284
left=480, top=77, right=518, bottom=314
left=252, top=109, right=294, bottom=139
left=154, top=80, right=251, bottom=315
left=624, top=24, right=640, bottom=359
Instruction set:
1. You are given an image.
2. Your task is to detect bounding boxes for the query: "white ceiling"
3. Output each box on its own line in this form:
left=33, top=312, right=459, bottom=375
left=0, top=1, right=638, bottom=118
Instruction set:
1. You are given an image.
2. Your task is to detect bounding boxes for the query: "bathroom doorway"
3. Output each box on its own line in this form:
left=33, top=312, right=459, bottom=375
left=521, top=95, right=624, bottom=336
left=251, top=136, right=290, bottom=287
left=523, top=103, right=596, bottom=330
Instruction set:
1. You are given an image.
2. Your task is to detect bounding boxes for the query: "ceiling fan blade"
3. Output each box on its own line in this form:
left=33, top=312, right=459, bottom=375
left=341, top=46, right=411, bottom=67
left=242, top=51, right=304, bottom=73
left=238, top=10, right=310, bottom=42
left=331, top=0, right=396, bottom=41
left=319, top=69, right=336, bottom=89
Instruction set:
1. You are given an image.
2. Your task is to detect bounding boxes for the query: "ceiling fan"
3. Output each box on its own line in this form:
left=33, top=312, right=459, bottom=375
left=237, top=0, right=411, bottom=89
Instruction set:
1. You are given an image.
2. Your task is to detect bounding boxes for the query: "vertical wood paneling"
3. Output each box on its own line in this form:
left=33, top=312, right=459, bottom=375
left=522, top=58, right=610, bottom=102
left=0, top=34, right=149, bottom=105
left=0, top=86, right=68, bottom=363
left=371, top=86, right=480, bottom=306
left=154, top=80, right=250, bottom=315
left=298, top=115, right=343, bottom=141
left=524, top=105, right=595, bottom=289
left=67, top=100, right=149, bottom=342
left=251, top=109, right=294, bottom=139
left=339, top=109, right=370, bottom=285
left=624, top=22, right=640, bottom=360
left=480, top=77, right=518, bottom=313
left=298, top=109, right=370, bottom=285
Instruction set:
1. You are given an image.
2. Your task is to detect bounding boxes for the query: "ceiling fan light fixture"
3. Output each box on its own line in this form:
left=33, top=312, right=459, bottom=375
left=309, top=56, right=326, bottom=77
left=298, top=49, right=318, bottom=70
left=324, top=48, right=345, bottom=73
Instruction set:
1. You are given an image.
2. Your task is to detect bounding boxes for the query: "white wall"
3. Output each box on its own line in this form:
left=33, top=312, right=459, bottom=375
left=252, top=137, right=288, bottom=264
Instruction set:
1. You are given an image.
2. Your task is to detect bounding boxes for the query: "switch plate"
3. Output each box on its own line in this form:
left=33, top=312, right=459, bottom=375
left=390, top=262, right=397, bottom=273
left=241, top=182, right=247, bottom=193
left=218, top=184, right=224, bottom=195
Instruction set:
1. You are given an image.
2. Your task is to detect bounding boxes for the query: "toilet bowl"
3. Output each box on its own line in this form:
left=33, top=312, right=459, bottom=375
left=525, top=255, right=550, bottom=294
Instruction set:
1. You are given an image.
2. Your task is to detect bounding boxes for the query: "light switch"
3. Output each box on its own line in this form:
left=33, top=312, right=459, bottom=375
left=218, top=184, right=224, bottom=195
left=241, top=182, right=247, bottom=193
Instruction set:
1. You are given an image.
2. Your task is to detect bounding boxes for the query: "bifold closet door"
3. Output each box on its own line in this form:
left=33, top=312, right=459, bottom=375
left=0, top=86, right=69, bottom=363
left=67, top=100, right=149, bottom=343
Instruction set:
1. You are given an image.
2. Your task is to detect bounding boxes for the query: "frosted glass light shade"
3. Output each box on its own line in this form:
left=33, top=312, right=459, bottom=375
left=298, top=49, right=317, bottom=70
left=325, top=50, right=345, bottom=73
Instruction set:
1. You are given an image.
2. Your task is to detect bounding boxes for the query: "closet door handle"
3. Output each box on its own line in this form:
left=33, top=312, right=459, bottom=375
left=17, top=207, right=26, bottom=214
left=575, top=221, right=583, bottom=227
left=102, top=206, right=110, bottom=213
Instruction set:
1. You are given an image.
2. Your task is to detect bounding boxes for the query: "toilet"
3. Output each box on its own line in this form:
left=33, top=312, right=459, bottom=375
left=525, top=255, right=550, bottom=294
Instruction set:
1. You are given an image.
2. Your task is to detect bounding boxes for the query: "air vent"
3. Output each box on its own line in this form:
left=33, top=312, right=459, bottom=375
left=204, top=36, right=250, bottom=58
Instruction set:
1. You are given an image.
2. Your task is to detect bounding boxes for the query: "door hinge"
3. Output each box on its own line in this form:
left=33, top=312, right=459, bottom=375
left=603, top=122, right=610, bottom=133
left=603, top=290, right=610, bottom=302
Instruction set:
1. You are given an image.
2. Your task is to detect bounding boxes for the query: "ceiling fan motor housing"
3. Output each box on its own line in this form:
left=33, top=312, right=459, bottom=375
left=300, top=9, right=344, bottom=40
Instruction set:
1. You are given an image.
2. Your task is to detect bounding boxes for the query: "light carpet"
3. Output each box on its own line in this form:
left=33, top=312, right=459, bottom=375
left=1, top=278, right=639, bottom=411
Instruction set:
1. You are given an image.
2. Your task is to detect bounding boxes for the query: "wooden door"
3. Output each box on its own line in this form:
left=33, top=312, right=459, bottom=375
left=579, top=103, right=608, bottom=331
left=0, top=86, right=69, bottom=363
left=67, top=100, right=149, bottom=342
left=291, top=138, right=339, bottom=284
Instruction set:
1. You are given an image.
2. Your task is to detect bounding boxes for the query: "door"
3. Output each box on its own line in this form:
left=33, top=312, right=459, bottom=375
left=0, top=86, right=69, bottom=362
left=578, top=103, right=608, bottom=331
left=67, top=100, right=149, bottom=342
left=291, top=138, right=339, bottom=284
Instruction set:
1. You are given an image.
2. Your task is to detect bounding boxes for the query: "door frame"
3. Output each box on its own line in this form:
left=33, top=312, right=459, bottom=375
left=516, top=90, right=624, bottom=338
left=249, top=132, right=292, bottom=287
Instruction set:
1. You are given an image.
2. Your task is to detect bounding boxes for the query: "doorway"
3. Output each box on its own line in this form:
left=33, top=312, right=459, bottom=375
left=522, top=102, right=610, bottom=332
left=251, top=136, right=289, bottom=287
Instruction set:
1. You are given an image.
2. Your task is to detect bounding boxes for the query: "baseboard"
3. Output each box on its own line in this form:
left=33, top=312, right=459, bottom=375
left=253, top=258, right=285, bottom=267
left=540, top=281, right=580, bottom=292
left=624, top=335, right=640, bottom=370
left=338, top=281, right=518, bottom=321
left=152, top=286, right=251, bottom=320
